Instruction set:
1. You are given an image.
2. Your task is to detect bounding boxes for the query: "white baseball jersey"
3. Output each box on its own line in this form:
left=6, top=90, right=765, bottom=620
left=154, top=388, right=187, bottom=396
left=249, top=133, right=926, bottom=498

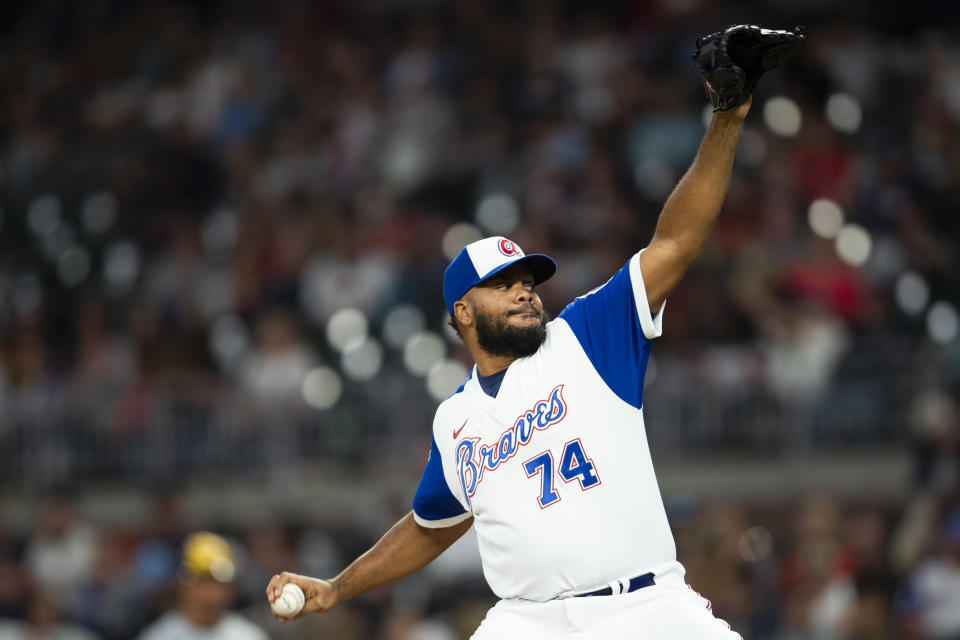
left=413, top=251, right=681, bottom=602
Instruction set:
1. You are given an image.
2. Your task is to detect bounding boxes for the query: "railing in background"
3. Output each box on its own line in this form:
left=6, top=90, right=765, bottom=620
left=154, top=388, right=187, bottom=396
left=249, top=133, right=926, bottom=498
left=0, top=335, right=926, bottom=489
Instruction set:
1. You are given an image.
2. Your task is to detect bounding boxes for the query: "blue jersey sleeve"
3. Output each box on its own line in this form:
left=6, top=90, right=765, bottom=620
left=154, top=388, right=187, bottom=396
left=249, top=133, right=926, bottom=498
left=412, top=436, right=470, bottom=528
left=557, top=251, right=664, bottom=410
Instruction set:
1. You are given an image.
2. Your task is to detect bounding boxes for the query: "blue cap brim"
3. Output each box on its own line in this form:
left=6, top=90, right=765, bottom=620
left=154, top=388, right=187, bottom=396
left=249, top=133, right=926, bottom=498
left=477, top=254, right=557, bottom=288
left=444, top=253, right=557, bottom=314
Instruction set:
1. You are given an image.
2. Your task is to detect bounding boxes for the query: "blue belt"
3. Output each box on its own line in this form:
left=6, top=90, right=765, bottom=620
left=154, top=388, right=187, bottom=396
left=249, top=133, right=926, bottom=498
left=575, top=572, right=656, bottom=597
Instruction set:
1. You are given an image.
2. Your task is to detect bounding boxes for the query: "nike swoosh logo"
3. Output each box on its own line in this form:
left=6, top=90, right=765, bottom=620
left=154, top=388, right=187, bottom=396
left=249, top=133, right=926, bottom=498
left=453, top=420, right=468, bottom=439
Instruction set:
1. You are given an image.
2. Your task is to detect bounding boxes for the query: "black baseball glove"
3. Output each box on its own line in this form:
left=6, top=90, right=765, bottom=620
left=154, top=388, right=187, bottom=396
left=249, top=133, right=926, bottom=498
left=692, top=25, right=806, bottom=112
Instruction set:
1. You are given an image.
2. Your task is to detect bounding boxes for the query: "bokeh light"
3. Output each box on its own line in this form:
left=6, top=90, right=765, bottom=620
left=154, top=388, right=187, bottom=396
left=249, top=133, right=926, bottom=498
left=927, top=302, right=959, bottom=345
left=382, top=305, right=427, bottom=350
left=103, top=241, right=140, bottom=293
left=738, top=526, right=774, bottom=563
left=403, top=331, right=446, bottom=376
left=808, top=199, right=845, bottom=239
left=633, top=157, right=674, bottom=200
left=835, top=224, right=872, bottom=267
left=475, top=193, right=520, bottom=235
left=57, top=247, right=91, bottom=288
left=27, top=194, right=62, bottom=237
left=442, top=223, right=483, bottom=261
left=301, top=367, right=343, bottom=410
left=895, top=272, right=929, bottom=316
left=825, top=93, right=862, bottom=134
left=426, top=359, right=469, bottom=401
left=342, top=337, right=384, bottom=382
left=40, top=225, right=76, bottom=262
left=763, top=96, right=802, bottom=137
left=81, top=191, right=118, bottom=235
left=326, top=308, right=368, bottom=353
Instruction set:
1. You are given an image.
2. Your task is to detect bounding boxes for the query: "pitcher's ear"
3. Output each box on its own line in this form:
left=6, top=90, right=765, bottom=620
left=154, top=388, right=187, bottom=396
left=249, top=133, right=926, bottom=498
left=453, top=299, right=473, bottom=329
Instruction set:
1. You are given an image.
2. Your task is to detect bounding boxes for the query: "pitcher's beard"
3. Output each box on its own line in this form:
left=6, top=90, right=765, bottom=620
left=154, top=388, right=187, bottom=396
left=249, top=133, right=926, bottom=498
left=475, top=308, right=550, bottom=358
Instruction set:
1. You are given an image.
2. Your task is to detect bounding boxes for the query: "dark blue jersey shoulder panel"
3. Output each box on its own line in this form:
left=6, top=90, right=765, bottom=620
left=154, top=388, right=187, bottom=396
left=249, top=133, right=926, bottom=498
left=413, top=435, right=467, bottom=521
left=557, top=259, right=652, bottom=410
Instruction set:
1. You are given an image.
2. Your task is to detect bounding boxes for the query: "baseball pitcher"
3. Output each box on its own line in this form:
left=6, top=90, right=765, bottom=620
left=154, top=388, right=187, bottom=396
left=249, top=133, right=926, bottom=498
left=267, top=25, right=804, bottom=639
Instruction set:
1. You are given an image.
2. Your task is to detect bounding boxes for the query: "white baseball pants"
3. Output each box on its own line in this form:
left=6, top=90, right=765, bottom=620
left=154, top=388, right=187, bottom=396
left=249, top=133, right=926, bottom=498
left=470, top=571, right=742, bottom=640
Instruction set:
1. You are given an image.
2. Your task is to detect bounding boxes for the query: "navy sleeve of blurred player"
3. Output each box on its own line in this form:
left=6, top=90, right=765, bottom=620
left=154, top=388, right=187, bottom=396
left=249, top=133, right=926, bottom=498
left=557, top=251, right=664, bottom=410
left=413, top=436, right=471, bottom=528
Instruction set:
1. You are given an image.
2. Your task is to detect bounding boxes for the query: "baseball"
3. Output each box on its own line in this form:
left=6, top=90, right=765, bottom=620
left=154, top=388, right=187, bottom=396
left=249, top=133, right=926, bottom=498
left=271, top=582, right=305, bottom=617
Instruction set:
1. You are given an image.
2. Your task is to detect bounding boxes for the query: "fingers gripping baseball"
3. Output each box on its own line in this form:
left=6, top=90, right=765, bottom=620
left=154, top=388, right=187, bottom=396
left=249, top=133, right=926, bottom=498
left=266, top=571, right=338, bottom=621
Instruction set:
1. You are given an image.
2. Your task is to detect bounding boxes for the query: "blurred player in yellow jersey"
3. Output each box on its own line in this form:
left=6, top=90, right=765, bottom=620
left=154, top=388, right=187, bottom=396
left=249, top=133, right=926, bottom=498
left=137, top=532, right=267, bottom=640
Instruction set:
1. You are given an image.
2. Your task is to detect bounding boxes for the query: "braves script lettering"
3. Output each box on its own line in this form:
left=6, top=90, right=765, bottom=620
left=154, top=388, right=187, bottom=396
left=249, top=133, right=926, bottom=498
left=457, top=384, right=567, bottom=504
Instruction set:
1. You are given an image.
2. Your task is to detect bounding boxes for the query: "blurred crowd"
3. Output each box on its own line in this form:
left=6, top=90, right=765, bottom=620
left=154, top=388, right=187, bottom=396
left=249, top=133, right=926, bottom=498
left=0, top=0, right=958, bottom=480
left=2, top=0, right=960, bottom=637
left=4, top=487, right=960, bottom=639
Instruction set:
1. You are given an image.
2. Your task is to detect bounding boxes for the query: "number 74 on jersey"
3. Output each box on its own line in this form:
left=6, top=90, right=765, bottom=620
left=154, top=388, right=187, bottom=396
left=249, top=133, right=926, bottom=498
left=522, top=438, right=601, bottom=508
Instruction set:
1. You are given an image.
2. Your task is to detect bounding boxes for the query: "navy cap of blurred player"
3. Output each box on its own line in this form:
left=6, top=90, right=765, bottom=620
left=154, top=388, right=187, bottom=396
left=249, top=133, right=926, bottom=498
left=443, top=237, right=557, bottom=314
left=180, top=531, right=236, bottom=583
